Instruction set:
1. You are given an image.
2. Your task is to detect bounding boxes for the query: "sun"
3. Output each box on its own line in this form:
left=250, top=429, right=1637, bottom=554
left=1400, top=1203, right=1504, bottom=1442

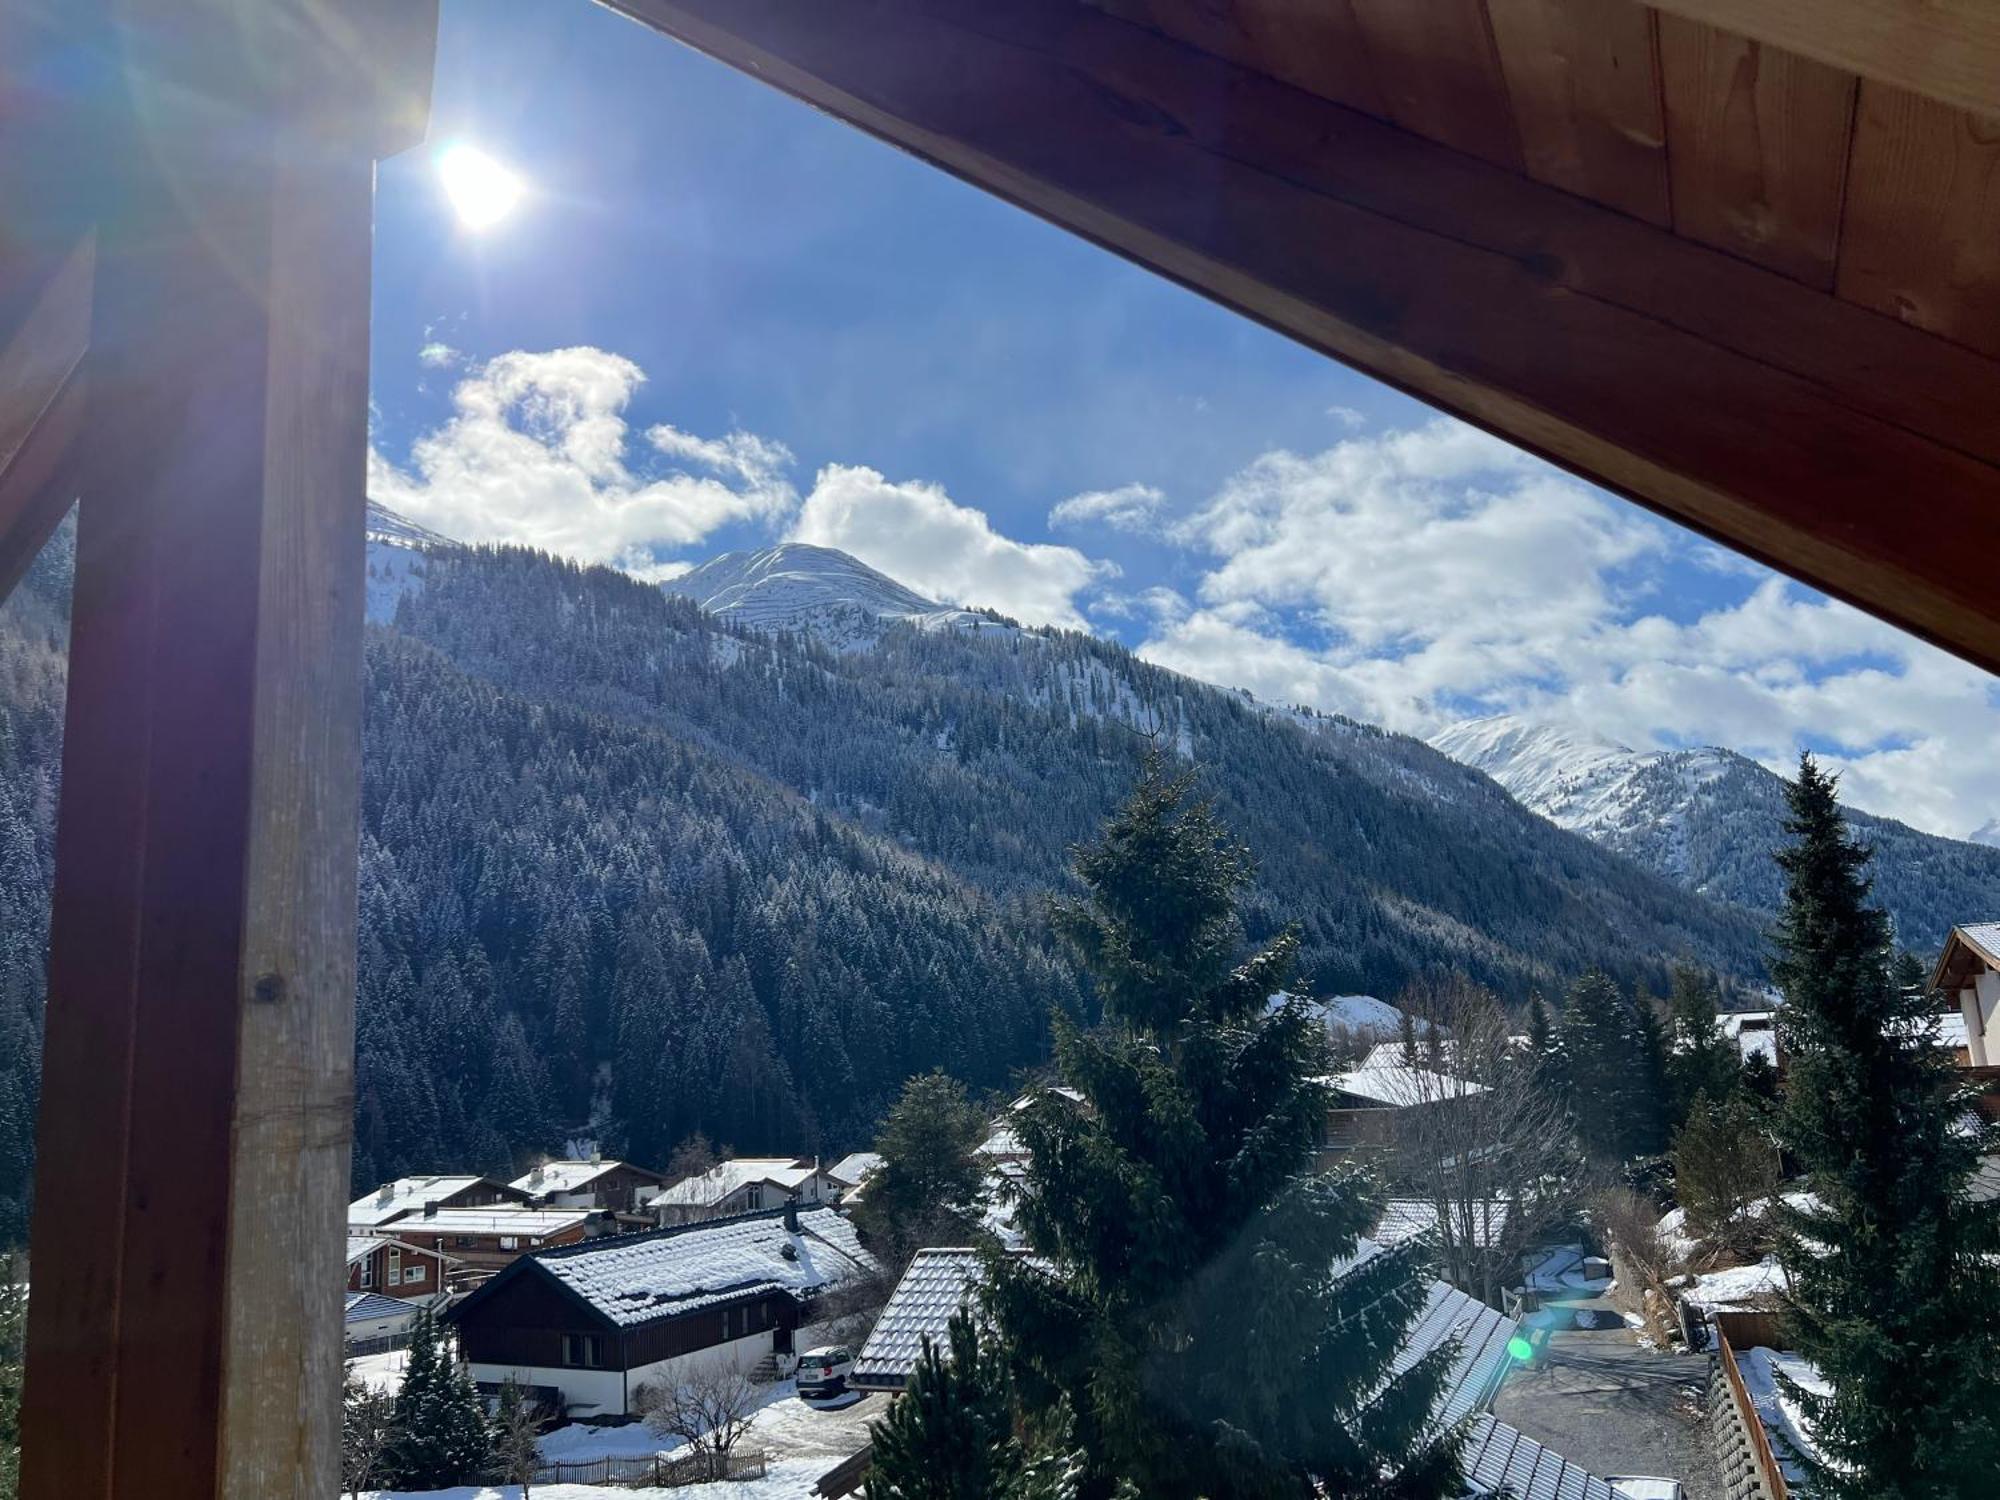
left=438, top=143, right=525, bottom=231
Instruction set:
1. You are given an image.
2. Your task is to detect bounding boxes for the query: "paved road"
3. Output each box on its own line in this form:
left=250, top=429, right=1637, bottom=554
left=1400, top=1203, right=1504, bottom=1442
left=1491, top=1316, right=1721, bottom=1500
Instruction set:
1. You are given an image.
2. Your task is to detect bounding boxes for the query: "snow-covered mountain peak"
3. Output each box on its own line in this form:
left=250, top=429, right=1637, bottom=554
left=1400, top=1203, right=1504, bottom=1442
left=664, top=542, right=1006, bottom=646
left=1972, top=818, right=2000, bottom=849
left=364, top=500, right=454, bottom=624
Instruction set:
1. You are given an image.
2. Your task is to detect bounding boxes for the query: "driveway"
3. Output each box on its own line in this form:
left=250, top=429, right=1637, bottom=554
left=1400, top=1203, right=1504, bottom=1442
left=1491, top=1301, right=1720, bottom=1500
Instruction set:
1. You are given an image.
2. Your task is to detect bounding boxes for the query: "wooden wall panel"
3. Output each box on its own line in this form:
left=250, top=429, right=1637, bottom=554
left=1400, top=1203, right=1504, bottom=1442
left=1348, top=0, right=1523, bottom=169
left=1085, top=0, right=1385, bottom=116
left=1657, top=14, right=1857, bottom=288
left=1838, top=83, right=2000, bottom=360
left=1486, top=0, right=1670, bottom=225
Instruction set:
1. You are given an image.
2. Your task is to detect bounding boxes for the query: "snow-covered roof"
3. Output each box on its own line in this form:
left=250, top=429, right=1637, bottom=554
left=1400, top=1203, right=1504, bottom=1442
left=487, top=1205, right=877, bottom=1330
left=976, top=1124, right=1027, bottom=1158
left=1374, top=1199, right=1511, bottom=1250
left=347, top=1174, right=510, bottom=1227
left=850, top=1237, right=1523, bottom=1431
left=1459, top=1413, right=1616, bottom=1499
left=1008, top=1086, right=1085, bottom=1112
left=1279, top=994, right=1431, bottom=1041
left=649, top=1158, right=820, bottom=1208
left=344, top=1291, right=420, bottom=1327
left=851, top=1247, right=984, bottom=1390
left=377, top=1208, right=591, bottom=1238
left=827, top=1152, right=883, bottom=1187
left=1327, top=1060, right=1488, bottom=1107
left=347, top=1234, right=388, bottom=1265
left=510, top=1159, right=656, bottom=1196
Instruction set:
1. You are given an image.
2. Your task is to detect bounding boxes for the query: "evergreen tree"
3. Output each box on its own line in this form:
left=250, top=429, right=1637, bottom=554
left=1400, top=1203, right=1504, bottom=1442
left=0, top=1259, right=21, bottom=1500
left=384, top=1308, right=491, bottom=1490
left=1770, top=755, right=2000, bottom=1498
left=1557, top=971, right=1661, bottom=1168
left=1662, top=962, right=1740, bottom=1128
left=853, top=1070, right=988, bottom=1260
left=1669, top=1092, right=1778, bottom=1261
left=864, top=1312, right=1076, bottom=1500
left=985, top=763, right=1462, bottom=1499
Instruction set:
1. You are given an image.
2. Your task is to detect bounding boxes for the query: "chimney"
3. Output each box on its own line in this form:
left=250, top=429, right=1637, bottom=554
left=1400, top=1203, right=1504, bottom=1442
left=590, top=1147, right=602, bottom=1166
left=528, top=1163, right=543, bottom=1187
left=423, top=1199, right=438, bottom=1219
left=782, top=1197, right=799, bottom=1234
left=376, top=1182, right=394, bottom=1207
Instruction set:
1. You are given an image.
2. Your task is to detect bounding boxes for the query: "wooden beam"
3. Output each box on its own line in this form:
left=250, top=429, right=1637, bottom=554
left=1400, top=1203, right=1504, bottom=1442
left=600, top=0, right=2000, bottom=669
left=1647, top=0, right=2000, bottom=122
left=0, top=236, right=92, bottom=599
left=16, top=4, right=431, bottom=1497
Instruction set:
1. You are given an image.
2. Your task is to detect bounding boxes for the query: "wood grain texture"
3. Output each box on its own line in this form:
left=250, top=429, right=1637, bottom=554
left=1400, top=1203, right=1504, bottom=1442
left=1084, top=0, right=1385, bottom=115
left=1838, top=83, right=2000, bottom=359
left=1650, top=0, right=2000, bottom=120
left=1486, top=0, right=1670, bottom=224
left=16, top=3, right=415, bottom=1497
left=599, top=0, right=2000, bottom=670
left=1348, top=0, right=1524, bottom=167
left=1657, top=14, right=1858, bottom=288
left=0, top=235, right=91, bottom=598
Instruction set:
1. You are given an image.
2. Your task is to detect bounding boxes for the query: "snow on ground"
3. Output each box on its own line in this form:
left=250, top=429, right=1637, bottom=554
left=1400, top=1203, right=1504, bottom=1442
left=1525, top=1246, right=1611, bottom=1297
left=1682, top=1256, right=1788, bottom=1312
left=1735, top=1346, right=1828, bottom=1486
left=363, top=1381, right=886, bottom=1500
left=348, top=1347, right=412, bottom=1397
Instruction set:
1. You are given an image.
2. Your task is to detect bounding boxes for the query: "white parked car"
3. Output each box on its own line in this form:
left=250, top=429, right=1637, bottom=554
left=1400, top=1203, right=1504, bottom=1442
left=796, top=1345, right=855, bottom=1397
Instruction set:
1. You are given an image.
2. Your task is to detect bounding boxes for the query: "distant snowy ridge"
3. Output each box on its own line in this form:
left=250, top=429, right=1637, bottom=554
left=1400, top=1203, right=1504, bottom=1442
left=363, top=499, right=453, bottom=624
left=663, top=542, right=1009, bottom=648
left=1430, top=712, right=2000, bottom=948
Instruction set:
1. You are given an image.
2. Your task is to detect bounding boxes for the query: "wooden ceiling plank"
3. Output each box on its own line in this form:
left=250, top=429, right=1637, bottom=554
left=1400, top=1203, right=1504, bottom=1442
left=1657, top=13, right=1858, bottom=289
left=0, top=234, right=91, bottom=598
left=1083, top=1, right=1386, bottom=116
left=1838, top=83, right=2000, bottom=360
left=1649, top=0, right=2000, bottom=122
left=600, top=0, right=2000, bottom=670
left=1486, top=0, right=1671, bottom=225
left=1347, top=0, right=1525, bottom=169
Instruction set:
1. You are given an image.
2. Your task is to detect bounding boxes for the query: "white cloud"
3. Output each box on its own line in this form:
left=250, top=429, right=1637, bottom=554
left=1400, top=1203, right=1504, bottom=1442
left=1136, top=417, right=2000, bottom=839
left=791, top=464, right=1111, bottom=629
left=369, top=347, right=795, bottom=569
left=1048, top=482, right=1166, bottom=534
left=417, top=341, right=460, bottom=368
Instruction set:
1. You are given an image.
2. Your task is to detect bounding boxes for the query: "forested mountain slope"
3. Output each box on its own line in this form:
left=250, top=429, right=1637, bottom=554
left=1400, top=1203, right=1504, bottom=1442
left=0, top=519, right=1773, bottom=1229
left=1432, top=714, right=2000, bottom=952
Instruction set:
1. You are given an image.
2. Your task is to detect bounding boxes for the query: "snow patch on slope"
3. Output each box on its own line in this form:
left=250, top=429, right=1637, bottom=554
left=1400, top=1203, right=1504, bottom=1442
left=364, top=500, right=453, bottom=624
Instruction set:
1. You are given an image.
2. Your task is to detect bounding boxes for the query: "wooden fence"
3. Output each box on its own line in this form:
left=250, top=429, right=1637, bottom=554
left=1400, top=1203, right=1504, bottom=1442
left=1715, top=1326, right=1790, bottom=1500
left=530, top=1447, right=768, bottom=1488
left=1713, top=1308, right=1786, bottom=1353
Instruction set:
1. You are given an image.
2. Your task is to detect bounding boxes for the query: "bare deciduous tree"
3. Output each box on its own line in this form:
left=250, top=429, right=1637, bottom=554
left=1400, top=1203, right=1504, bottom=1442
left=1387, top=975, right=1583, bottom=1306
left=637, top=1363, right=760, bottom=1481
left=341, top=1374, right=396, bottom=1500
left=490, top=1375, right=545, bottom=1498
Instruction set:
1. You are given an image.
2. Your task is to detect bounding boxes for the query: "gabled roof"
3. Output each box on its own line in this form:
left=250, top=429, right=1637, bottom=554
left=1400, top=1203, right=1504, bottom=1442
left=511, top=1159, right=661, bottom=1196
left=1459, top=1413, right=1616, bottom=1499
left=648, top=1158, right=821, bottom=1208
left=347, top=1174, right=523, bottom=1227
left=1326, top=1060, right=1488, bottom=1108
left=378, top=1208, right=592, bottom=1237
left=447, top=1205, right=877, bottom=1335
left=1933, top=922, right=2000, bottom=992
left=827, top=1151, right=883, bottom=1187
left=848, top=1238, right=1524, bottom=1432
left=344, top=1291, right=420, bottom=1327
left=346, top=1232, right=455, bottom=1266
left=1374, top=1199, right=1511, bottom=1251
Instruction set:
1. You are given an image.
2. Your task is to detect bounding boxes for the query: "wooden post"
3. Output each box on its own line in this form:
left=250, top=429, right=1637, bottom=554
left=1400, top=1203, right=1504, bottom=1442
left=14, top=4, right=434, bottom=1498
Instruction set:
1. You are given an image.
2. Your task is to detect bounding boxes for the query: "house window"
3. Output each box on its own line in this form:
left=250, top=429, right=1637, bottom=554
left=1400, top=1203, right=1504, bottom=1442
left=401, top=1264, right=425, bottom=1285
left=359, top=1258, right=374, bottom=1289
left=561, top=1333, right=605, bottom=1368
left=499, top=1236, right=519, bottom=1250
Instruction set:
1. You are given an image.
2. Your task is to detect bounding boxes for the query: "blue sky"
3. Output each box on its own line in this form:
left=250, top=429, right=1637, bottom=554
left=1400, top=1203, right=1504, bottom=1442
left=367, top=0, right=1998, bottom=842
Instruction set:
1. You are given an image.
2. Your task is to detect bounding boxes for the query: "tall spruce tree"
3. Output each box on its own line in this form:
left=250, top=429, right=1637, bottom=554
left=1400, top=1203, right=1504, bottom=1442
left=384, top=1308, right=491, bottom=1490
left=865, top=1312, right=1080, bottom=1500
left=853, top=1070, right=989, bottom=1261
left=984, top=762, right=1463, bottom=1500
left=1557, top=970, right=1663, bottom=1168
left=1770, top=755, right=2000, bottom=1498
left=1663, top=962, right=1740, bottom=1128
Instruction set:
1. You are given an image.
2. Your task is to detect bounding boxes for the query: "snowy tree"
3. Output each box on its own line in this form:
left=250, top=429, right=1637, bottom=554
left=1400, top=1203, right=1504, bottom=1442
left=852, top=1070, right=987, bottom=1264
left=488, top=1376, right=544, bottom=1497
left=638, top=1365, right=759, bottom=1481
left=1669, top=1092, right=1778, bottom=1263
left=984, top=762, right=1463, bottom=1499
left=341, top=1375, right=395, bottom=1500
left=1769, top=756, right=2000, bottom=1499
left=383, top=1308, right=490, bottom=1490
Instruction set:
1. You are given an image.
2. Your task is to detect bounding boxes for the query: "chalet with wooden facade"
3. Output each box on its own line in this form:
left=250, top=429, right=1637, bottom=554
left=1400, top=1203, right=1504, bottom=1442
left=648, top=1158, right=840, bottom=1225
left=345, top=1233, right=455, bottom=1301
left=446, top=1203, right=878, bottom=1417
left=347, top=1173, right=533, bottom=1230
left=379, top=1207, right=604, bottom=1275
left=1933, top=923, right=2000, bottom=1072
left=511, top=1157, right=666, bottom=1216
